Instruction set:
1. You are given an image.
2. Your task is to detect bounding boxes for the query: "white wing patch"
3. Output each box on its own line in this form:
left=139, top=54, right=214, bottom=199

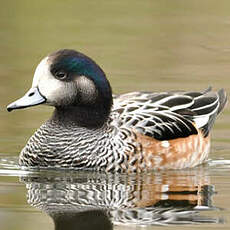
left=193, top=116, right=209, bottom=129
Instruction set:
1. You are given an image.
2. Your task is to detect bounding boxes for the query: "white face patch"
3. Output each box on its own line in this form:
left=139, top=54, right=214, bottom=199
left=76, top=76, right=97, bottom=104
left=32, top=57, right=49, bottom=87
left=32, top=57, right=76, bottom=106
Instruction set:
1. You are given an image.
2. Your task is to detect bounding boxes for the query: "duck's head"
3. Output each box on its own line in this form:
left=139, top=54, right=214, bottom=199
left=7, top=49, right=113, bottom=127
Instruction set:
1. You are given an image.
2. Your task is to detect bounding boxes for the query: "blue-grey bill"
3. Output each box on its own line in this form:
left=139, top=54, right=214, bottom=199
left=7, top=87, right=46, bottom=112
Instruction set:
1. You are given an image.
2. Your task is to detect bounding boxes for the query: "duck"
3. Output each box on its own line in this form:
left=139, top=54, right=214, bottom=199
left=7, top=49, right=227, bottom=172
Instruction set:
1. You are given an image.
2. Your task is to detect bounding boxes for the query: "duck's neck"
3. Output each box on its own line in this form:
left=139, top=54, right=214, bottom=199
left=51, top=74, right=113, bottom=128
left=51, top=103, right=111, bottom=128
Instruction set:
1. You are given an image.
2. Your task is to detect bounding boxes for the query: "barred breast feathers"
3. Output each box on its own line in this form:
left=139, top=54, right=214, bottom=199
left=19, top=119, right=138, bottom=171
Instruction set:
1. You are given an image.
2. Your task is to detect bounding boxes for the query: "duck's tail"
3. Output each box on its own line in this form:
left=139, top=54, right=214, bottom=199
left=217, top=88, right=228, bottom=114
left=192, top=87, right=227, bottom=137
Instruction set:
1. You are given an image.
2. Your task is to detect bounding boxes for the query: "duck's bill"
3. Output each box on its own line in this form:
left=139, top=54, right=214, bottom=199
left=7, top=87, right=46, bottom=112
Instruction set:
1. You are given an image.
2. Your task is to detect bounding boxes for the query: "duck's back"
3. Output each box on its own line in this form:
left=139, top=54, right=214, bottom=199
left=112, top=88, right=227, bottom=140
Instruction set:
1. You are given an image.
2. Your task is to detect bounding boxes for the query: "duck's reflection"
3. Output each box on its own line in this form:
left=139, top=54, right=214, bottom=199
left=21, top=167, right=220, bottom=229
left=51, top=209, right=112, bottom=230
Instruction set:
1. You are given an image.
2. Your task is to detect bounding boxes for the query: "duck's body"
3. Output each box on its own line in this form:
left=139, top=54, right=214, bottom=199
left=7, top=49, right=227, bottom=172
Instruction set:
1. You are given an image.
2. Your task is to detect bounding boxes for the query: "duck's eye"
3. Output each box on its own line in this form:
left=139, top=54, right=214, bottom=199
left=55, top=71, right=67, bottom=80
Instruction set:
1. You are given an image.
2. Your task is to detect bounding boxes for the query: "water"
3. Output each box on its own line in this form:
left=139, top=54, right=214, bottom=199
left=1, top=0, right=230, bottom=229
left=0, top=159, right=230, bottom=230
